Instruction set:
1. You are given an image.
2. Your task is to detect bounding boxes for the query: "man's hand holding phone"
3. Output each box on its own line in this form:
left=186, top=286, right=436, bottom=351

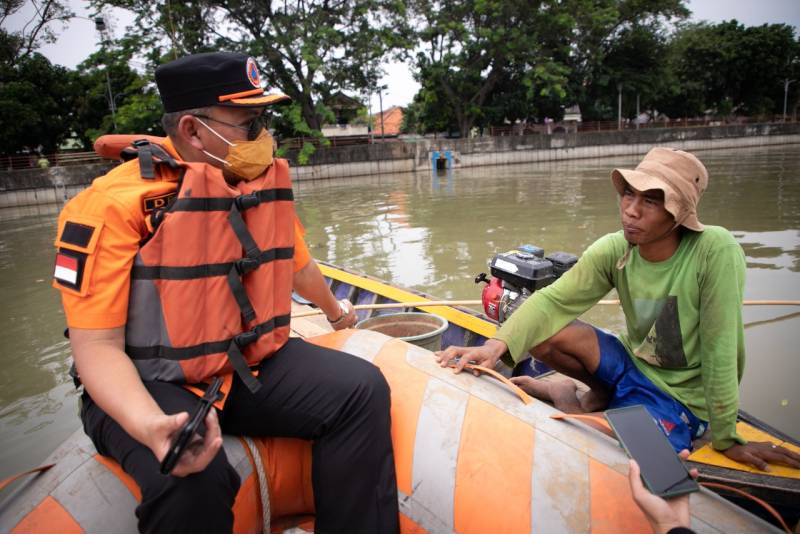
left=152, top=379, right=224, bottom=477
left=154, top=408, right=223, bottom=477
left=628, top=450, right=699, bottom=534
left=605, top=405, right=699, bottom=498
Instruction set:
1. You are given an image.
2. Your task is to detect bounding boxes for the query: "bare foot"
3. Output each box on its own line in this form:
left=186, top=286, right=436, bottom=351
left=510, top=377, right=584, bottom=413
left=577, top=388, right=610, bottom=412
left=510, top=376, right=552, bottom=399
left=549, top=380, right=584, bottom=414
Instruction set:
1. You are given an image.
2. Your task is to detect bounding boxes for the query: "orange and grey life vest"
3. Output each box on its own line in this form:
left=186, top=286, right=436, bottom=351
left=123, top=140, right=295, bottom=394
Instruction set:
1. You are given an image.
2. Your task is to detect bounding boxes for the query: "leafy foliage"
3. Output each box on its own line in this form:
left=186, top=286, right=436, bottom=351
left=0, top=52, right=72, bottom=153
left=69, top=48, right=161, bottom=149
left=657, top=21, right=800, bottom=118
left=407, top=0, right=689, bottom=135
left=1, top=0, right=798, bottom=155
left=90, top=0, right=411, bottom=135
left=0, top=0, right=73, bottom=68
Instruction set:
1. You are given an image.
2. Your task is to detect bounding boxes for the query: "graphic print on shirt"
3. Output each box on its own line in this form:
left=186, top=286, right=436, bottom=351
left=632, top=296, right=687, bottom=368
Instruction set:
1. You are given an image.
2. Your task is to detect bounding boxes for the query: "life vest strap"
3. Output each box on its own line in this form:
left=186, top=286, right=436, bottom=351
left=125, top=314, right=291, bottom=361
left=185, top=373, right=235, bottom=409
left=130, top=247, right=294, bottom=280
left=133, top=139, right=180, bottom=179
left=228, top=333, right=263, bottom=393
left=228, top=264, right=257, bottom=323
left=169, top=189, right=294, bottom=213
left=225, top=197, right=281, bottom=324
left=234, top=192, right=260, bottom=210
left=228, top=201, right=262, bottom=259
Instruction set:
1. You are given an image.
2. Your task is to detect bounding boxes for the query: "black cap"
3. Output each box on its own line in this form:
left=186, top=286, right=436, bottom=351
left=155, top=52, right=290, bottom=113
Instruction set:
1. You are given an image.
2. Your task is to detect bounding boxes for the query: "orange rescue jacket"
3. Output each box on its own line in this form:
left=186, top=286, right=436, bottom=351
left=119, top=139, right=295, bottom=394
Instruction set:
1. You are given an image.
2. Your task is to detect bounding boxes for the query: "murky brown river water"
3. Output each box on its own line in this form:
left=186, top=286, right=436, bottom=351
left=1, top=144, right=798, bottom=481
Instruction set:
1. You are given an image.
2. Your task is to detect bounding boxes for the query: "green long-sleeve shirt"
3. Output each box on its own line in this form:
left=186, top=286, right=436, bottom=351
left=494, top=227, right=747, bottom=450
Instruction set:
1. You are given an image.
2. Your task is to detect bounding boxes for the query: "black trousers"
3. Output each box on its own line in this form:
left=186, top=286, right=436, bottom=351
left=81, top=338, right=400, bottom=534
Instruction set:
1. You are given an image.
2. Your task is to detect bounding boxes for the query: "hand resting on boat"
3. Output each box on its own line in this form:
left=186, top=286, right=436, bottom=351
left=435, top=339, right=508, bottom=375
left=721, top=441, right=800, bottom=472
left=293, top=259, right=357, bottom=330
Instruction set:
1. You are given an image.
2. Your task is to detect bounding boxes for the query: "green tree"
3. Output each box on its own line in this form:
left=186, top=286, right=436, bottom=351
left=407, top=0, right=687, bottom=135
left=408, top=0, right=574, bottom=137
left=91, top=0, right=411, bottom=137
left=0, top=0, right=73, bottom=68
left=0, top=51, right=72, bottom=154
left=0, top=0, right=75, bottom=155
left=401, top=84, right=457, bottom=135
left=561, top=0, right=687, bottom=116
left=66, top=48, right=155, bottom=149
left=736, top=24, right=798, bottom=116
left=657, top=21, right=799, bottom=119
left=581, top=24, right=671, bottom=121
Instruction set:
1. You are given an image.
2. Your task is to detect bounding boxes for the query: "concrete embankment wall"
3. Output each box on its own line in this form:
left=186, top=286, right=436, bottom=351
left=2, top=123, right=798, bottom=208
left=0, top=163, right=114, bottom=209
left=288, top=122, right=800, bottom=180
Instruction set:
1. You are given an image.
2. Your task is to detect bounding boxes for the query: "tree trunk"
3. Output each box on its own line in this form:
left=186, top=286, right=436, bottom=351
left=459, top=117, right=474, bottom=138
left=300, top=96, right=321, bottom=132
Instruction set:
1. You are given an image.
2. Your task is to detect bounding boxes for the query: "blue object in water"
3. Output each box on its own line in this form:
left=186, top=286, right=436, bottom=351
left=431, top=150, right=453, bottom=170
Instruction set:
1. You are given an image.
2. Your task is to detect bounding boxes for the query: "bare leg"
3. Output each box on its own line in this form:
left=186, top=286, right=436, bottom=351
left=511, top=320, right=610, bottom=413
left=510, top=376, right=584, bottom=413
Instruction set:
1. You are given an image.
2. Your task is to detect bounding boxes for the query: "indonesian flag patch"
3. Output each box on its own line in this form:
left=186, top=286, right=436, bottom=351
left=54, top=251, right=82, bottom=289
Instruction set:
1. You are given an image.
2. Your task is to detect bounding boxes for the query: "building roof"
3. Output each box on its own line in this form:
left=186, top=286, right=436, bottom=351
left=326, top=91, right=363, bottom=110
left=372, top=106, right=404, bottom=136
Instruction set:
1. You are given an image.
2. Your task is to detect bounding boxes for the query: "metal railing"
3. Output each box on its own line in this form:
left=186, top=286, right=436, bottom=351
left=278, top=134, right=397, bottom=151
left=490, top=116, right=798, bottom=136
left=2, top=152, right=109, bottom=170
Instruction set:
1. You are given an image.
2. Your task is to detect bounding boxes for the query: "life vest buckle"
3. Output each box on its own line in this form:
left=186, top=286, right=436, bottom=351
left=235, top=257, right=260, bottom=275
left=234, top=329, right=259, bottom=348
left=234, top=193, right=260, bottom=211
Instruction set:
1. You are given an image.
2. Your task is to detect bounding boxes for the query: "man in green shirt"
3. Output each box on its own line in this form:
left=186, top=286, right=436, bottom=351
left=437, top=147, right=800, bottom=469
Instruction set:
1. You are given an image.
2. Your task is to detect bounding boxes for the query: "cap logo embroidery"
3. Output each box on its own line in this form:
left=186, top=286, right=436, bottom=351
left=246, top=57, right=260, bottom=88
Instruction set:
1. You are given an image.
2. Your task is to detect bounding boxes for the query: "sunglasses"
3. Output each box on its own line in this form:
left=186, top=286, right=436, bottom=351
left=193, top=112, right=269, bottom=141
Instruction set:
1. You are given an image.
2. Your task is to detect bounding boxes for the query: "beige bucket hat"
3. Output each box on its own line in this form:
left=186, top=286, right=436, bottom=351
left=611, top=147, right=709, bottom=232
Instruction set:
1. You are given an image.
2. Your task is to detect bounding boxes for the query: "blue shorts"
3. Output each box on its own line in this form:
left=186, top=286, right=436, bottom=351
left=592, top=327, right=707, bottom=452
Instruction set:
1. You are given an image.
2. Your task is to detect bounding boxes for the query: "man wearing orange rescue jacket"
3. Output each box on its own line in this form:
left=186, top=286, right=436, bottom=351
left=52, top=52, right=399, bottom=533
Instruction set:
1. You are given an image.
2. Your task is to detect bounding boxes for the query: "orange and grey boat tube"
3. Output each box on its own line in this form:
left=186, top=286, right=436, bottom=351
left=0, top=329, right=779, bottom=533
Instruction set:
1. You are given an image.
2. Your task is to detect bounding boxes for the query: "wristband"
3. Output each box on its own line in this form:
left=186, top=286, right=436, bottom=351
left=327, top=299, right=350, bottom=326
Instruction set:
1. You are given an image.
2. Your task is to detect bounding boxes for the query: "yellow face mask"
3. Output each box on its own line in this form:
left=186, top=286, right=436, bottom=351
left=196, top=118, right=274, bottom=181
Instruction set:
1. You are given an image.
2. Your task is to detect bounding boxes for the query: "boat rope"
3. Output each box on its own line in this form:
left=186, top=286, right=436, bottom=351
left=0, top=464, right=54, bottom=492
left=291, top=299, right=800, bottom=318
left=699, top=482, right=791, bottom=533
left=549, top=413, right=612, bottom=434
left=241, top=436, right=271, bottom=533
left=291, top=300, right=483, bottom=318
left=598, top=299, right=800, bottom=306
left=460, top=363, right=532, bottom=405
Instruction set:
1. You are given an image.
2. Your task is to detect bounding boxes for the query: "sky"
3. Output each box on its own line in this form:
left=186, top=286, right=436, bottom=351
left=5, top=0, right=800, bottom=112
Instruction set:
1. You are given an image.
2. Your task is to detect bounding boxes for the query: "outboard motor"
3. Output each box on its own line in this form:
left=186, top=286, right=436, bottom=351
left=476, top=244, right=577, bottom=322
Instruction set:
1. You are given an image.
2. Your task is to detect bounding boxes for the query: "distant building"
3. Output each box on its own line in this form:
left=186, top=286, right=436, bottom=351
left=321, top=92, right=369, bottom=137
left=563, top=104, right=582, bottom=123
left=371, top=106, right=404, bottom=137
left=551, top=105, right=582, bottom=134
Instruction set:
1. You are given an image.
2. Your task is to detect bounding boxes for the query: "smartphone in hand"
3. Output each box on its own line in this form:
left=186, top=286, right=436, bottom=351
left=605, top=405, right=699, bottom=498
left=160, top=377, right=223, bottom=475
